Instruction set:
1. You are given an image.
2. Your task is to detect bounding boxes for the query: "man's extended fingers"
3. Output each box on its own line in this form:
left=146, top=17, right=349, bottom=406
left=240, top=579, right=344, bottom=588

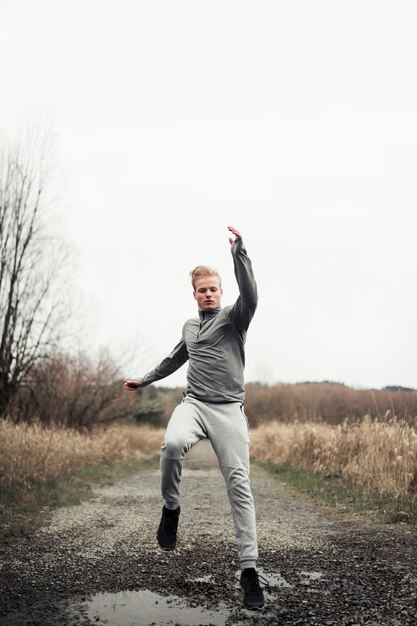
left=227, top=226, right=241, bottom=245
left=227, top=225, right=241, bottom=238
left=124, top=380, right=142, bottom=391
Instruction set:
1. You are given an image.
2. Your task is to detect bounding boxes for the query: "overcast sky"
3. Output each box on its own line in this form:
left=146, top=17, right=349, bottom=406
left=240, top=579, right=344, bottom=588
left=1, top=0, right=416, bottom=390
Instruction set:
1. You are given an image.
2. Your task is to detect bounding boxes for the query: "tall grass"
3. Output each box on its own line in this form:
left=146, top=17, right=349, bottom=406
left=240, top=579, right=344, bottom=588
left=250, top=417, right=417, bottom=499
left=0, top=419, right=164, bottom=486
left=4, top=415, right=417, bottom=502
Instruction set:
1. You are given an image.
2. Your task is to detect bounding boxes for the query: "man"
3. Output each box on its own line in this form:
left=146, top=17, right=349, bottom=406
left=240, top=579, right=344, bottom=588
left=124, top=226, right=264, bottom=610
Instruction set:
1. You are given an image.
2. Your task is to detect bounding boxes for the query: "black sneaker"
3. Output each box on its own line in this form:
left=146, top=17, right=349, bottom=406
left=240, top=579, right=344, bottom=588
left=157, top=505, right=180, bottom=550
left=240, top=567, right=265, bottom=610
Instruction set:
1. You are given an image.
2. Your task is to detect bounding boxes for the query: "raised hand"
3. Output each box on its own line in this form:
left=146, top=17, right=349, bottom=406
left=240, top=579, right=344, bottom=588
left=228, top=225, right=241, bottom=246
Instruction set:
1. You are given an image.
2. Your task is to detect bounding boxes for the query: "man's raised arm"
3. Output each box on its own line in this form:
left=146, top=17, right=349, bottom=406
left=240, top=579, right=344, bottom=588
left=228, top=226, right=258, bottom=330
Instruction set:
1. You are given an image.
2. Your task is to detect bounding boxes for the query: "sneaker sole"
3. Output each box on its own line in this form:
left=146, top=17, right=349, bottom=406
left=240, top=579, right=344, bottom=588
left=157, top=537, right=176, bottom=551
left=243, top=602, right=265, bottom=610
left=240, top=584, right=265, bottom=610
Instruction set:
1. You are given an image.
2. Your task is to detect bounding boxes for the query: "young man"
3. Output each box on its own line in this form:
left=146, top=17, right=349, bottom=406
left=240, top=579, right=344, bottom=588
left=124, top=226, right=264, bottom=610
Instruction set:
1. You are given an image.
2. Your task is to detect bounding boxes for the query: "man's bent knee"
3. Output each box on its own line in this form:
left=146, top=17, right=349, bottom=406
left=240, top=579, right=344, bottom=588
left=161, top=437, right=189, bottom=460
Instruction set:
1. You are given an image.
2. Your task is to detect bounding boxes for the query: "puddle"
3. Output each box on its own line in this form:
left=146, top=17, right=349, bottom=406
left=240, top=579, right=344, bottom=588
left=259, top=568, right=292, bottom=589
left=68, top=569, right=322, bottom=624
left=72, top=588, right=229, bottom=626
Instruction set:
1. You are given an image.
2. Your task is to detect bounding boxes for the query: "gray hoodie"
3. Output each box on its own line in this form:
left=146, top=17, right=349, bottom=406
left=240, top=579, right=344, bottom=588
left=138, top=236, right=258, bottom=403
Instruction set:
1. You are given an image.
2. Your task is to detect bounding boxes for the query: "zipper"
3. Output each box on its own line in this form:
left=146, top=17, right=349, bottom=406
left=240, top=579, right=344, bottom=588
left=196, top=312, right=205, bottom=339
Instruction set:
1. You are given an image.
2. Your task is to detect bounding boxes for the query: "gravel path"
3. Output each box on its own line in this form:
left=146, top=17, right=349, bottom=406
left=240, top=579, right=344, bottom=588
left=1, top=440, right=417, bottom=625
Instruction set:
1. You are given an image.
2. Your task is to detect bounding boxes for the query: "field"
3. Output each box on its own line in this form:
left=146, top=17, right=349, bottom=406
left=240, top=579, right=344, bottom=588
left=250, top=417, right=417, bottom=499
left=0, top=420, right=163, bottom=486
left=2, top=414, right=417, bottom=502
left=2, top=379, right=417, bottom=536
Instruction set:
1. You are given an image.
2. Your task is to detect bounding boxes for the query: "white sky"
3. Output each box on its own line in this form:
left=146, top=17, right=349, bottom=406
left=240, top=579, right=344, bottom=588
left=1, top=0, right=416, bottom=389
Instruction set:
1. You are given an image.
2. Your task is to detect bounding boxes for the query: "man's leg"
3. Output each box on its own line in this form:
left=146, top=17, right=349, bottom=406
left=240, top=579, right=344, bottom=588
left=205, top=401, right=264, bottom=609
left=157, top=398, right=205, bottom=549
left=204, top=402, right=258, bottom=570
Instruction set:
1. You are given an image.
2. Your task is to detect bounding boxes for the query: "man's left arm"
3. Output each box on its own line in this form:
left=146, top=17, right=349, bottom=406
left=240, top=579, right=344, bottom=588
left=228, top=226, right=258, bottom=331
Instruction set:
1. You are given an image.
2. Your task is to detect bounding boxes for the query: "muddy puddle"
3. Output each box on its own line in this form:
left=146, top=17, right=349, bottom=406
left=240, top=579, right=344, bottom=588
left=71, top=588, right=229, bottom=625
left=67, top=568, right=323, bottom=624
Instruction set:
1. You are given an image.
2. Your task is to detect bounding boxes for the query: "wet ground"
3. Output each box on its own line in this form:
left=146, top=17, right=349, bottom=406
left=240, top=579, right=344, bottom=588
left=1, top=440, right=417, bottom=625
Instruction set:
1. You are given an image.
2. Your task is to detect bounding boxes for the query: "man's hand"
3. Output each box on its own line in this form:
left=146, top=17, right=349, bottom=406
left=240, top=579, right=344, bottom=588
left=124, top=380, right=144, bottom=391
left=228, top=225, right=241, bottom=246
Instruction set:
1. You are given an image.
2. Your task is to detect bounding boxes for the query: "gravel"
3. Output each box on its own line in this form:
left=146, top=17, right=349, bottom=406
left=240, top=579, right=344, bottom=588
left=1, top=440, right=417, bottom=625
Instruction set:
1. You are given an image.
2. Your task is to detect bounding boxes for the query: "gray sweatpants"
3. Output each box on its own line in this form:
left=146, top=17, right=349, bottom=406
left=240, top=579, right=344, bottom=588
left=160, top=396, right=258, bottom=570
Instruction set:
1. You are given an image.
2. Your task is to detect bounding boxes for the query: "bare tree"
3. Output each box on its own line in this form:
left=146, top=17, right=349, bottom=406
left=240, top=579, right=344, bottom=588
left=0, top=130, right=68, bottom=417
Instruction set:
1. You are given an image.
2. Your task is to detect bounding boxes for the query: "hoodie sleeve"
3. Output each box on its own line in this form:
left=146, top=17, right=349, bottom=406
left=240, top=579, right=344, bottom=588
left=135, top=338, right=189, bottom=386
left=230, top=236, right=258, bottom=332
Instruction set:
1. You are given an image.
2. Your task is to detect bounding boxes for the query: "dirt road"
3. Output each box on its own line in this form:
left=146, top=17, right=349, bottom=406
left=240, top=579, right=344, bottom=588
left=1, top=440, right=417, bottom=625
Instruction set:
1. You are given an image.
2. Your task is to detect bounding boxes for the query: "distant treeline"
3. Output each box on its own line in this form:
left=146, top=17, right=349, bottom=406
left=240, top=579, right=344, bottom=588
left=133, top=381, right=417, bottom=429
left=4, top=351, right=416, bottom=430
left=243, top=382, right=417, bottom=427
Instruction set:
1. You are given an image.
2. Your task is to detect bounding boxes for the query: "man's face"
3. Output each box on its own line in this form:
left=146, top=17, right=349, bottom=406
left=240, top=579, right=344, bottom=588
left=193, top=275, right=223, bottom=311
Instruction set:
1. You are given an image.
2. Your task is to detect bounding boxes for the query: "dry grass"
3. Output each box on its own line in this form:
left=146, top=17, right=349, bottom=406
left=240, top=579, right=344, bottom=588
left=250, top=417, right=417, bottom=499
left=4, top=415, right=417, bottom=502
left=0, top=419, right=164, bottom=486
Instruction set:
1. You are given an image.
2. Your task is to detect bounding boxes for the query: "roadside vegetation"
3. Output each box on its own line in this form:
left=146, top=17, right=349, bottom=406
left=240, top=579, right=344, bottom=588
left=0, top=420, right=164, bottom=485
left=250, top=417, right=417, bottom=526
left=250, top=417, right=417, bottom=498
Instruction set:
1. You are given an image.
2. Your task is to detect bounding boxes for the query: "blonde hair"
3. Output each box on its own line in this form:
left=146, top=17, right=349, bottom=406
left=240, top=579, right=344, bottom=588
left=190, top=265, right=221, bottom=290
